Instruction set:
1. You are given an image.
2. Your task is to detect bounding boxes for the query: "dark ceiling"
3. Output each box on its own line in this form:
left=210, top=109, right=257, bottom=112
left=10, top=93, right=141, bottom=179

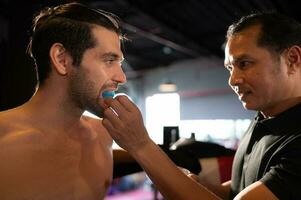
left=87, top=0, right=299, bottom=77
left=1, top=0, right=300, bottom=78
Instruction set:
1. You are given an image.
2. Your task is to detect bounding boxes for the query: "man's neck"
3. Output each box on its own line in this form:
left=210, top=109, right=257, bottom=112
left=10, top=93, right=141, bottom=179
left=23, top=88, right=84, bottom=131
left=261, top=97, right=301, bottom=118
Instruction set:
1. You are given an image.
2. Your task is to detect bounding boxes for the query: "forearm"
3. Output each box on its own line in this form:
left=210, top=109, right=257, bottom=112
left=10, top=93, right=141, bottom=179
left=198, top=180, right=231, bottom=199
left=131, top=140, right=222, bottom=200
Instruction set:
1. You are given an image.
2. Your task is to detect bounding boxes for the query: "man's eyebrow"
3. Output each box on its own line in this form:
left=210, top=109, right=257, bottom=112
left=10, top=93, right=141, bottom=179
left=224, top=54, right=251, bottom=67
left=101, top=52, right=124, bottom=60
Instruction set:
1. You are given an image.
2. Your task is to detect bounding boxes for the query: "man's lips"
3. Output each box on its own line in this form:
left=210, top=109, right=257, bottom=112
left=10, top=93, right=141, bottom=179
left=237, top=90, right=252, bottom=100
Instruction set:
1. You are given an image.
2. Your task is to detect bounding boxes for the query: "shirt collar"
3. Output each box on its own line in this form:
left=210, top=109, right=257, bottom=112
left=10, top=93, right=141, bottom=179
left=255, top=102, right=301, bottom=135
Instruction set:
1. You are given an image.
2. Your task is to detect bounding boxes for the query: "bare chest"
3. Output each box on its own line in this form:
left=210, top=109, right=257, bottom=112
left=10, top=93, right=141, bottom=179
left=0, top=133, right=113, bottom=200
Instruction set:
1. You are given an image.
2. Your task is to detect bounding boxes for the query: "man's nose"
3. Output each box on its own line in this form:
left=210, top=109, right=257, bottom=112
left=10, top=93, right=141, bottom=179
left=228, top=68, right=243, bottom=87
left=114, top=65, right=127, bottom=84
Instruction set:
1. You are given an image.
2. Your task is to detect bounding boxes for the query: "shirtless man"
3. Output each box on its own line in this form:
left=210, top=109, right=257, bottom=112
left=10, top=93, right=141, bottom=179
left=0, top=3, right=126, bottom=199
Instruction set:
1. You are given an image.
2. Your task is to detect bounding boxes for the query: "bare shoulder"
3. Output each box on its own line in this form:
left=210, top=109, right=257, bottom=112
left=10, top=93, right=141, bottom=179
left=0, top=108, right=24, bottom=137
left=81, top=115, right=113, bottom=146
left=0, top=109, right=45, bottom=162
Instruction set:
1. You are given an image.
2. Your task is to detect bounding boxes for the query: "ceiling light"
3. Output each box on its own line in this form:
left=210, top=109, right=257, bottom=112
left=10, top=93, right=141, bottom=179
left=159, top=81, right=177, bottom=92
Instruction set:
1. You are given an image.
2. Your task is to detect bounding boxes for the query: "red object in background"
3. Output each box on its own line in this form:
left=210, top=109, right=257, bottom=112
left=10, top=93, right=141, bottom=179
left=217, top=156, right=234, bottom=183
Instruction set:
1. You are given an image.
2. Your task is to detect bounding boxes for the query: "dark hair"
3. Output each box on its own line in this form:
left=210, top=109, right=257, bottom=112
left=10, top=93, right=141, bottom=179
left=226, top=12, right=301, bottom=55
left=27, top=2, right=123, bottom=86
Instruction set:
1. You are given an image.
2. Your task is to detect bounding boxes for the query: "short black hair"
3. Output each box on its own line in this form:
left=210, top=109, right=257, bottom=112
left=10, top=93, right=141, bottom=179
left=27, top=2, right=123, bottom=86
left=226, top=12, right=301, bottom=55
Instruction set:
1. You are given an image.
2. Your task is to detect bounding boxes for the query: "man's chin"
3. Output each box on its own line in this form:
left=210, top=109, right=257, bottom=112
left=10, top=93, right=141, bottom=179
left=242, top=102, right=258, bottom=111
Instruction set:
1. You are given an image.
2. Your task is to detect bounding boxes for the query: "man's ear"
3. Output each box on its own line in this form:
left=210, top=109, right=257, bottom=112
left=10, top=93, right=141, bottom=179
left=49, top=43, right=71, bottom=75
left=285, top=45, right=301, bottom=74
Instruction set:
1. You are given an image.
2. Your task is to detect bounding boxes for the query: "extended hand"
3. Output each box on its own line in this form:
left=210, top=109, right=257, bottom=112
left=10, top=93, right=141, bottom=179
left=102, top=95, right=151, bottom=153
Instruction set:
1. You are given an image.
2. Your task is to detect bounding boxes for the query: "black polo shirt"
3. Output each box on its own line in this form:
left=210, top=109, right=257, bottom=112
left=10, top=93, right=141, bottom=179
left=230, top=103, right=301, bottom=199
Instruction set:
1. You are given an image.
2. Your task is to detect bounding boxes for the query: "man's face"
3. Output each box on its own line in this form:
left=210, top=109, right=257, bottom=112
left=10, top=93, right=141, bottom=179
left=224, top=25, right=291, bottom=116
left=68, top=26, right=126, bottom=117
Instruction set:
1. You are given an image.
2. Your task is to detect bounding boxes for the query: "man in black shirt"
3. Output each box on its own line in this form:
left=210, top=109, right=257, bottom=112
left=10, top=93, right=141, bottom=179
left=230, top=104, right=301, bottom=199
left=102, top=12, right=301, bottom=199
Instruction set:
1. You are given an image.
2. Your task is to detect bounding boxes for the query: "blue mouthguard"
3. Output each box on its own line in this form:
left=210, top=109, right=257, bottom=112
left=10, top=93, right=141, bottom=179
left=102, top=91, right=115, bottom=98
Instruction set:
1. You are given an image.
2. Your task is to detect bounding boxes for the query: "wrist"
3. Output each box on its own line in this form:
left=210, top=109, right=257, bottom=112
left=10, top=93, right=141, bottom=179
left=130, top=138, right=156, bottom=159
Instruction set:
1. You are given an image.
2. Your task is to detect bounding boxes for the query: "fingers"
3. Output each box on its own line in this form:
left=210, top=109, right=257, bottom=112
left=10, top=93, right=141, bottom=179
left=115, top=95, right=137, bottom=111
left=103, top=106, right=123, bottom=128
left=104, top=95, right=140, bottom=120
left=105, top=101, right=128, bottom=121
left=102, top=118, right=114, bottom=132
left=102, top=94, right=151, bottom=152
left=102, top=118, right=124, bottom=146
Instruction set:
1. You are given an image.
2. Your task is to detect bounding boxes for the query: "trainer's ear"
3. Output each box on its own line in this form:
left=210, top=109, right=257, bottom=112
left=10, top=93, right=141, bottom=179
left=49, top=43, right=71, bottom=75
left=285, top=45, right=301, bottom=74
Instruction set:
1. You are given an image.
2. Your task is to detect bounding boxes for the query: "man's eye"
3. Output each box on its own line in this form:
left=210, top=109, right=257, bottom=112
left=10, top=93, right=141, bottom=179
left=239, top=61, right=251, bottom=68
left=104, top=57, right=123, bottom=66
left=105, top=59, right=115, bottom=64
left=225, top=65, right=233, bottom=72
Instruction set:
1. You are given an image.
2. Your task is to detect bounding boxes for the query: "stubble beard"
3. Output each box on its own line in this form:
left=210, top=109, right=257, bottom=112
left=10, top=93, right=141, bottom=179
left=68, top=67, right=105, bottom=118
